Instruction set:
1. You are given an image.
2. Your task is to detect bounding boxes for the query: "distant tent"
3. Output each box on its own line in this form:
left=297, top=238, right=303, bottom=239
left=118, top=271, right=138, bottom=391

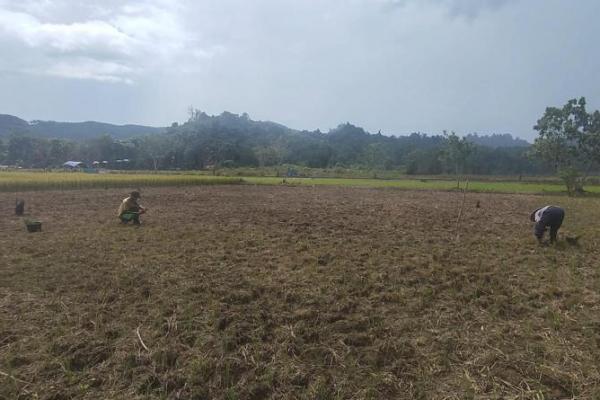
left=63, top=161, right=86, bottom=169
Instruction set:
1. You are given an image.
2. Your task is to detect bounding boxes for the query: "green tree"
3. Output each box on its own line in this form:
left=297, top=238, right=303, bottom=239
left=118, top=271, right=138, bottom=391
left=405, top=149, right=443, bottom=175
left=0, top=139, right=6, bottom=163
left=532, top=97, right=599, bottom=194
left=363, top=142, right=392, bottom=170
left=48, top=139, right=75, bottom=167
left=7, top=134, right=36, bottom=166
left=441, top=131, right=474, bottom=184
left=83, top=134, right=115, bottom=162
left=254, top=145, right=282, bottom=167
left=134, top=135, right=172, bottom=170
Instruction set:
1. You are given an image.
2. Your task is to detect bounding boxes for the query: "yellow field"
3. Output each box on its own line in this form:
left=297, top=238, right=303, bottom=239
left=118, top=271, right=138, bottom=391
left=0, top=171, right=242, bottom=192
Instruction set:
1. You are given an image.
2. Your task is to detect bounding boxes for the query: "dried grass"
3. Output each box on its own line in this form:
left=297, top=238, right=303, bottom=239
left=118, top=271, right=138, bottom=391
left=1, top=186, right=600, bottom=399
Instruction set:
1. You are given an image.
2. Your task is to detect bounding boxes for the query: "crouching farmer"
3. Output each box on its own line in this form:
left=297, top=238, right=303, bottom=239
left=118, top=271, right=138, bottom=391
left=118, top=191, right=146, bottom=225
left=530, top=205, right=564, bottom=244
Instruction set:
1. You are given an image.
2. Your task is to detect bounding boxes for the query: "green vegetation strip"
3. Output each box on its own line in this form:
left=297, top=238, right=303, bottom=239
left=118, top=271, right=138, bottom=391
left=0, top=171, right=242, bottom=192
left=243, top=176, right=600, bottom=194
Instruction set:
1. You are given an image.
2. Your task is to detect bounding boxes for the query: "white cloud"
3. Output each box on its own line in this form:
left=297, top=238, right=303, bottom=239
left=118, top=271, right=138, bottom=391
left=0, top=0, right=221, bottom=83
left=1, top=14, right=135, bottom=57
left=41, top=58, right=136, bottom=84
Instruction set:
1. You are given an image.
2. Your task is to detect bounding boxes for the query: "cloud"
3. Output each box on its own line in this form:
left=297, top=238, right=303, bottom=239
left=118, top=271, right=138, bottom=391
left=0, top=11, right=134, bottom=58
left=40, top=58, right=136, bottom=84
left=382, top=0, right=516, bottom=18
left=0, top=0, right=222, bottom=83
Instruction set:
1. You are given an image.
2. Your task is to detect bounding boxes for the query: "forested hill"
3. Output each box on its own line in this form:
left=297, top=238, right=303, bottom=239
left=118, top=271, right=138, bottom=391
left=0, top=111, right=530, bottom=147
left=0, top=114, right=29, bottom=136
left=139, top=111, right=539, bottom=174
left=0, top=114, right=164, bottom=140
left=465, top=133, right=530, bottom=148
left=0, top=110, right=541, bottom=174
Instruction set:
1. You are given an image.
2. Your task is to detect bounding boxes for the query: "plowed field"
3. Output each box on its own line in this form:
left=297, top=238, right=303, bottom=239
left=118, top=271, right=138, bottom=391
left=2, top=186, right=600, bottom=399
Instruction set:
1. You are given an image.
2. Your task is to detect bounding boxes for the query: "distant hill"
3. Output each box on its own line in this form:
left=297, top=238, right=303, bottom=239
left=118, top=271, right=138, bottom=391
left=1, top=112, right=532, bottom=148
left=465, top=133, right=530, bottom=148
left=0, top=114, right=29, bottom=135
left=0, top=110, right=543, bottom=174
left=0, top=114, right=164, bottom=140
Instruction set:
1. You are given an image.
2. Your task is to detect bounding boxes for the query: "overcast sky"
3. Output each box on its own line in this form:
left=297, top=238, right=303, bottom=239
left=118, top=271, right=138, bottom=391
left=0, top=0, right=599, bottom=140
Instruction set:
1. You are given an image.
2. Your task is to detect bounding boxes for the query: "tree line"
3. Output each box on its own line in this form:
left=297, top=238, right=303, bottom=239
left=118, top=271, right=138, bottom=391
left=2, top=99, right=598, bottom=189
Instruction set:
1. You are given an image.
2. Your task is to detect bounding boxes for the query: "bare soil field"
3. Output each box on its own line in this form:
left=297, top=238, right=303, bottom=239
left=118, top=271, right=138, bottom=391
left=1, top=185, right=600, bottom=399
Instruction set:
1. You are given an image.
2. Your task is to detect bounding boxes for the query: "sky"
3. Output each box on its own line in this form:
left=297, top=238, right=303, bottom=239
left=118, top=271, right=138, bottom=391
left=0, top=0, right=599, bottom=140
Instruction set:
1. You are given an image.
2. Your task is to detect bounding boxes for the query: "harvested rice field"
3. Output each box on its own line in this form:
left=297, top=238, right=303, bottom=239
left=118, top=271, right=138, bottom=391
left=1, top=185, right=600, bottom=399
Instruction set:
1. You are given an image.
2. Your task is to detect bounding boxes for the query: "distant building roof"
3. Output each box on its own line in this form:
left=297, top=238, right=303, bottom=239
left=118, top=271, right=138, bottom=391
left=63, top=161, right=85, bottom=168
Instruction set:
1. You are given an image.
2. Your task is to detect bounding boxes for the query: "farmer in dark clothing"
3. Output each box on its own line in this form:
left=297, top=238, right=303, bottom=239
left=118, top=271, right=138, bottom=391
left=118, top=191, right=146, bottom=225
left=530, top=205, right=564, bottom=244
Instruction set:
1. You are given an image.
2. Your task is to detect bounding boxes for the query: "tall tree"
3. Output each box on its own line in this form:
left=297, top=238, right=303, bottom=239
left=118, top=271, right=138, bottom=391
left=134, top=135, right=172, bottom=170
left=363, top=142, right=392, bottom=170
left=0, top=139, right=6, bottom=163
left=48, top=139, right=75, bottom=166
left=532, top=97, right=598, bottom=194
left=254, top=145, right=283, bottom=167
left=6, top=134, right=36, bottom=166
left=441, top=131, right=474, bottom=185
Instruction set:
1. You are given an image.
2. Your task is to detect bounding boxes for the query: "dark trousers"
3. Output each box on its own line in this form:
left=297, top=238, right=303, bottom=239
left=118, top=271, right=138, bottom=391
left=535, top=207, right=564, bottom=242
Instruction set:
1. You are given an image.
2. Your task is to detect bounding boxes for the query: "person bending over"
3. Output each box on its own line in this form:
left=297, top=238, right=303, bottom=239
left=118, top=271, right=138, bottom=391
left=530, top=205, right=564, bottom=244
left=118, top=191, right=146, bottom=225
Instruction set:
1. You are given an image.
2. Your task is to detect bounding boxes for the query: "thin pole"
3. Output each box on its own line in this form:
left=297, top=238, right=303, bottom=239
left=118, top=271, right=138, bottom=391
left=455, top=179, right=469, bottom=241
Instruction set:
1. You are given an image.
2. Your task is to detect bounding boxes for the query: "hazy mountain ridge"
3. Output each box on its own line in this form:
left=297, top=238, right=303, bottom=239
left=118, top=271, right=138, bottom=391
left=0, top=111, right=541, bottom=174
left=0, top=112, right=530, bottom=147
left=0, top=114, right=29, bottom=135
left=0, top=114, right=164, bottom=140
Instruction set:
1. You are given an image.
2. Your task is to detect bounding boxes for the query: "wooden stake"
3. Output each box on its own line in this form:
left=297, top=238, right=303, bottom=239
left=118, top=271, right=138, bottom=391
left=455, top=179, right=469, bottom=241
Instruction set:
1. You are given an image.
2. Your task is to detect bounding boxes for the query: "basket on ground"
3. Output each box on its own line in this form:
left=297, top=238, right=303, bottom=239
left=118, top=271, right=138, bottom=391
left=25, top=221, right=42, bottom=232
